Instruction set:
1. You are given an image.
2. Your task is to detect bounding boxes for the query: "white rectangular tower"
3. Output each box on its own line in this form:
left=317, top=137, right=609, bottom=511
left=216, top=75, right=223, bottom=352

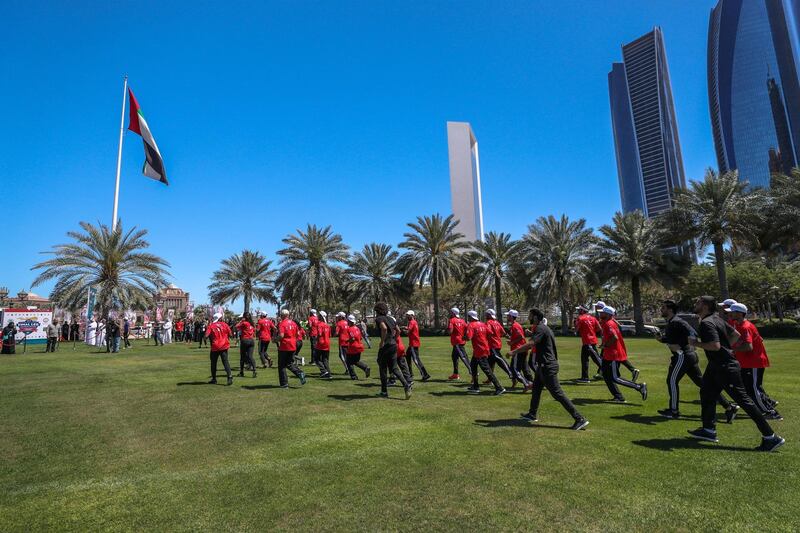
left=447, top=121, right=484, bottom=242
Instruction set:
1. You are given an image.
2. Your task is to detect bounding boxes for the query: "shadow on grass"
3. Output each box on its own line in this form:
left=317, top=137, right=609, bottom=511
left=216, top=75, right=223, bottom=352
left=327, top=394, right=374, bottom=401
left=572, top=398, right=641, bottom=407
left=609, top=413, right=691, bottom=426
left=474, top=419, right=574, bottom=430
left=176, top=381, right=210, bottom=386
left=632, top=437, right=757, bottom=453
left=428, top=390, right=477, bottom=397
left=241, top=384, right=285, bottom=390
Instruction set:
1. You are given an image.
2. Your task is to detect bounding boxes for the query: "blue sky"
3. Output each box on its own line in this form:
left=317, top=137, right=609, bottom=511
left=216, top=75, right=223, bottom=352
left=2, top=0, right=718, bottom=311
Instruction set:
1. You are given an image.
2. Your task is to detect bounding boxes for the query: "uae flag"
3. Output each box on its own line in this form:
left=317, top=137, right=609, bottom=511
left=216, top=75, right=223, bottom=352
left=127, top=88, right=168, bottom=185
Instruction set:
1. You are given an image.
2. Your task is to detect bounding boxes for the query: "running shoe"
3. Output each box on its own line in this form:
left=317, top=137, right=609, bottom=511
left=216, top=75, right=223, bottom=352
left=687, top=428, right=718, bottom=442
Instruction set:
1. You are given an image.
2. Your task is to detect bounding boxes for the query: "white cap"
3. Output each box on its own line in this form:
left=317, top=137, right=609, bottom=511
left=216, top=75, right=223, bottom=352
left=213, top=312, right=222, bottom=320
left=594, top=301, right=606, bottom=308
left=507, top=309, right=519, bottom=318
left=729, top=303, right=748, bottom=314
left=600, top=306, right=616, bottom=316
left=259, top=312, right=266, bottom=317
left=542, top=317, right=548, bottom=325
left=486, top=309, right=496, bottom=317
left=720, top=298, right=737, bottom=309
left=347, top=314, right=356, bottom=322
left=336, top=311, right=346, bottom=318
left=310, top=309, right=317, bottom=315
left=319, top=310, right=327, bottom=318
left=406, top=310, right=415, bottom=316
left=467, top=310, right=478, bottom=320
left=450, top=307, right=460, bottom=316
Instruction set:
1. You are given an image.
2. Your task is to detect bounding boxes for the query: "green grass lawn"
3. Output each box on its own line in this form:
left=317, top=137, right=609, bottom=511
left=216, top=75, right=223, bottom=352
left=1, top=335, right=798, bottom=531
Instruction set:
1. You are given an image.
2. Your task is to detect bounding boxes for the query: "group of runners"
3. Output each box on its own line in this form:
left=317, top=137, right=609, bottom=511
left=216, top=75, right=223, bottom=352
left=200, top=295, right=786, bottom=452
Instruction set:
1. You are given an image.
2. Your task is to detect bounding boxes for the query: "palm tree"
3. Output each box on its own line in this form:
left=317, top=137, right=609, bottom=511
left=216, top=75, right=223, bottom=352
left=398, top=213, right=468, bottom=328
left=464, top=231, right=521, bottom=316
left=594, top=211, right=685, bottom=335
left=276, top=224, right=350, bottom=308
left=346, top=242, right=400, bottom=304
left=208, top=250, right=277, bottom=314
left=518, top=215, right=594, bottom=334
left=662, top=169, right=764, bottom=299
left=30, top=221, right=170, bottom=315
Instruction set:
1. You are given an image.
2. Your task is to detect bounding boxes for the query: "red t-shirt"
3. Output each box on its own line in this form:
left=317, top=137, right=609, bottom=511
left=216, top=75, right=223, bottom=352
left=308, top=315, right=319, bottom=337
left=575, top=313, right=600, bottom=345
left=734, top=320, right=769, bottom=368
left=407, top=319, right=420, bottom=347
left=257, top=318, right=273, bottom=341
left=346, top=324, right=364, bottom=355
left=448, top=317, right=467, bottom=346
left=335, top=320, right=349, bottom=344
left=175, top=320, right=184, bottom=332
left=278, top=319, right=298, bottom=352
left=297, top=326, right=306, bottom=340
left=396, top=333, right=406, bottom=357
left=205, top=321, right=232, bottom=351
left=486, top=319, right=506, bottom=350
left=601, top=319, right=627, bottom=361
left=315, top=322, right=331, bottom=350
left=235, top=320, right=255, bottom=340
left=509, top=321, right=527, bottom=351
left=467, top=321, right=490, bottom=358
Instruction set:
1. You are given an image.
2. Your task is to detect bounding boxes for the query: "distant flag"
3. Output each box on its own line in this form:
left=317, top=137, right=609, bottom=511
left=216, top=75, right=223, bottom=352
left=127, top=88, right=168, bottom=185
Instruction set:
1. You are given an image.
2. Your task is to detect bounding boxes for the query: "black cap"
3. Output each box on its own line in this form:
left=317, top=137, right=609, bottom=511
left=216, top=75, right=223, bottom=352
left=699, top=295, right=717, bottom=309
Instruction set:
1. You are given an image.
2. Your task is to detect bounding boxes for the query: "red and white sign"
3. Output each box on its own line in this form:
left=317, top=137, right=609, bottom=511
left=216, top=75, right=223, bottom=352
left=2, top=309, right=53, bottom=342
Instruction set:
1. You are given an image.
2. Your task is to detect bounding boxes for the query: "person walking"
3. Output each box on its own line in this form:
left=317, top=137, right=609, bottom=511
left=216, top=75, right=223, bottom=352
left=175, top=319, right=184, bottom=342
left=46, top=320, right=59, bottom=353
left=598, top=306, right=647, bottom=403
left=513, top=308, right=589, bottom=430
left=359, top=318, right=371, bottom=349
left=345, top=314, right=371, bottom=380
left=447, top=307, right=471, bottom=380
left=196, top=319, right=207, bottom=348
left=507, top=310, right=534, bottom=391
left=152, top=321, right=164, bottom=346
left=729, top=302, right=782, bottom=420
left=308, top=309, right=319, bottom=366
left=276, top=310, right=307, bottom=388
left=123, top=318, right=131, bottom=348
left=256, top=312, right=275, bottom=368
left=403, top=310, right=430, bottom=381
left=594, top=301, right=639, bottom=381
left=235, top=312, right=258, bottom=378
left=574, top=305, right=603, bottom=383
left=107, top=319, right=121, bottom=353
left=60, top=321, right=70, bottom=343
left=373, top=302, right=411, bottom=399
left=655, top=299, right=738, bottom=421
left=2, top=321, right=18, bottom=354
left=315, top=311, right=332, bottom=379
left=334, top=312, right=350, bottom=374
left=687, top=296, right=784, bottom=451
left=205, top=312, right=233, bottom=386
left=465, top=310, right=505, bottom=396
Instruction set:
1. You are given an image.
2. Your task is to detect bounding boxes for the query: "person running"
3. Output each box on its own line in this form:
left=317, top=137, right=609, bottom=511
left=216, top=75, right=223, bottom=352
left=374, top=302, right=411, bottom=399
left=594, top=301, right=639, bottom=381
left=345, top=314, right=371, bottom=380
left=315, top=311, right=332, bottom=379
left=598, top=306, right=647, bottom=403
left=447, top=307, right=471, bottom=380
left=276, top=310, right=307, bottom=388
left=359, top=318, right=371, bottom=349
left=484, top=309, right=517, bottom=386
left=403, top=311, right=430, bottom=381
left=512, top=308, right=588, bottom=430
left=205, top=312, right=233, bottom=386
left=308, top=309, right=319, bottom=366
left=465, top=310, right=505, bottom=396
left=235, top=312, right=257, bottom=378
left=507, top=310, right=534, bottom=391
left=687, top=296, right=784, bottom=451
left=334, top=312, right=350, bottom=375
left=655, top=299, right=738, bottom=421
left=574, top=305, right=603, bottom=383
left=256, top=312, right=275, bottom=368
left=294, top=320, right=306, bottom=364
left=729, top=303, right=782, bottom=420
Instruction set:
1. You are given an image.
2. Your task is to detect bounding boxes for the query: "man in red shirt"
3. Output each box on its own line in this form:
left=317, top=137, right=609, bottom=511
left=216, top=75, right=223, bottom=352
left=175, top=319, right=185, bottom=342
left=506, top=310, right=533, bottom=391
left=276, top=309, right=307, bottom=388
left=345, top=314, right=371, bottom=379
left=465, top=310, right=505, bottom=395
left=485, top=309, right=517, bottom=385
left=595, top=301, right=639, bottom=381
left=256, top=312, right=274, bottom=368
left=205, top=312, right=233, bottom=386
left=574, top=305, right=603, bottom=383
left=729, top=303, right=781, bottom=420
left=599, top=306, right=647, bottom=402
left=314, top=311, right=332, bottom=379
left=335, top=312, right=350, bottom=375
left=403, top=311, right=430, bottom=381
left=308, top=309, right=319, bottom=366
left=447, top=307, right=471, bottom=380
left=235, top=312, right=258, bottom=378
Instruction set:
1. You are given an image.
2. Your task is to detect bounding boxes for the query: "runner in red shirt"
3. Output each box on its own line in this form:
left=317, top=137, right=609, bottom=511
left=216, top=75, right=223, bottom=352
left=403, top=311, right=430, bottom=381
left=447, top=308, right=471, bottom=380
left=484, top=309, right=516, bottom=385
left=729, top=303, right=781, bottom=420
left=465, top=310, right=504, bottom=395
left=294, top=321, right=306, bottom=359
left=387, top=324, right=413, bottom=386
left=235, top=312, right=258, bottom=378
left=175, top=319, right=185, bottom=341
left=574, top=306, right=603, bottom=383
left=308, top=309, right=319, bottom=365
left=595, top=301, right=639, bottom=381
left=335, top=312, right=350, bottom=375
left=256, top=312, right=274, bottom=368
left=344, top=314, right=371, bottom=380
left=314, top=311, right=332, bottom=379
left=506, top=310, right=533, bottom=391
left=276, top=310, right=306, bottom=388
left=205, top=312, right=233, bottom=385
left=599, top=306, right=647, bottom=402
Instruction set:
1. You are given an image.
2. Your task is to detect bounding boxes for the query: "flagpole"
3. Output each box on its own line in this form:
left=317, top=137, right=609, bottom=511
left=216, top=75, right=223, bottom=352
left=112, top=75, right=128, bottom=232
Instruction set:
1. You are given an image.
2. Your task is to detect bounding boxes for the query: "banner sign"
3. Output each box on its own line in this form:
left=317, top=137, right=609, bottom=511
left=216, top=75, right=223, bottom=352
left=86, top=288, right=97, bottom=321
left=2, top=309, right=53, bottom=343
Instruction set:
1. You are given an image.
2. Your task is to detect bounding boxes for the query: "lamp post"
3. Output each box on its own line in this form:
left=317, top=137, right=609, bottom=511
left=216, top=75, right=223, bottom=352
left=0, top=287, right=8, bottom=308
left=18, top=290, right=28, bottom=307
left=770, top=285, right=782, bottom=323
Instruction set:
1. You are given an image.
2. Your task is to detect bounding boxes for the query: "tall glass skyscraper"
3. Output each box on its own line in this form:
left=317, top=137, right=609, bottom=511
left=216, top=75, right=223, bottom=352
left=708, top=0, right=800, bottom=188
left=609, top=27, right=686, bottom=218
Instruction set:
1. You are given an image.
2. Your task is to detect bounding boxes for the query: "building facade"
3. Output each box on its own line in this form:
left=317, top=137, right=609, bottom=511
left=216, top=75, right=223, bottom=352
left=154, top=285, right=190, bottom=313
left=708, top=0, right=800, bottom=188
left=609, top=27, right=687, bottom=218
left=447, top=121, right=485, bottom=242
